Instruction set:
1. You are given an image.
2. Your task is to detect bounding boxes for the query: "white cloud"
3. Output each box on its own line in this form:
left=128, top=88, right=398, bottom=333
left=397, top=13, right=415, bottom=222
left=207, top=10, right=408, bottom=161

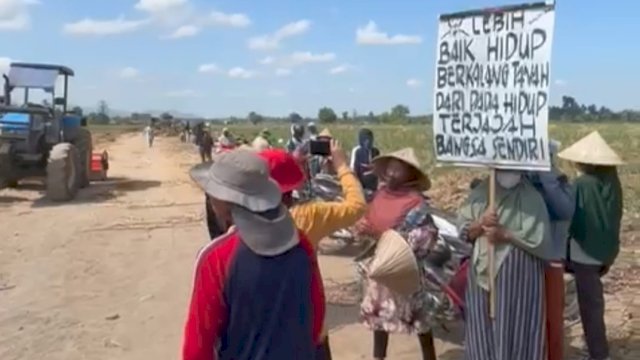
left=198, top=63, right=220, bottom=74
left=554, top=79, right=567, bottom=86
left=406, top=78, right=422, bottom=88
left=356, top=21, right=422, bottom=45
left=0, top=0, right=39, bottom=31
left=135, top=0, right=192, bottom=26
left=166, top=24, right=199, bottom=38
left=227, top=67, right=255, bottom=79
left=247, top=19, right=310, bottom=50
left=165, top=89, right=199, bottom=98
left=119, top=67, right=140, bottom=79
left=259, top=56, right=275, bottom=65
left=135, top=0, right=188, bottom=14
left=275, top=68, right=291, bottom=77
left=328, top=64, right=350, bottom=75
left=209, top=10, right=250, bottom=28
left=63, top=17, right=148, bottom=36
left=285, top=51, right=336, bottom=67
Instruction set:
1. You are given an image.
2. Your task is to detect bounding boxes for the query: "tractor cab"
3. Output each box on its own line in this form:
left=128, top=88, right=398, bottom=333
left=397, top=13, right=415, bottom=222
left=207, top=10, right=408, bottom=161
left=0, top=62, right=93, bottom=201
left=0, top=63, right=81, bottom=151
left=1, top=62, right=74, bottom=110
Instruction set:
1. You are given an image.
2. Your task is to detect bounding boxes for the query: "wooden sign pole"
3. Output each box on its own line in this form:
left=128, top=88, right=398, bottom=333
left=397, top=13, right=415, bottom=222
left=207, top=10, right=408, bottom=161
left=488, top=168, right=497, bottom=319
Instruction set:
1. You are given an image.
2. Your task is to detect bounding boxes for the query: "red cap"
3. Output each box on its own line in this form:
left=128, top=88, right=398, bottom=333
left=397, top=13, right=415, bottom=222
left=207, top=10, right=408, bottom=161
left=258, top=149, right=306, bottom=193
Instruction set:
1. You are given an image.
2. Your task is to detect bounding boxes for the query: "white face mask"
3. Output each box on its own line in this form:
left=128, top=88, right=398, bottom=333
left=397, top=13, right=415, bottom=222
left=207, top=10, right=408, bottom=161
left=496, top=171, right=521, bottom=189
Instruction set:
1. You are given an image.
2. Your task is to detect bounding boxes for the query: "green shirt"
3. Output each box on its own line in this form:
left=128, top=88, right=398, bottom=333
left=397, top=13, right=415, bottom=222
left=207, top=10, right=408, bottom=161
left=569, top=169, right=623, bottom=265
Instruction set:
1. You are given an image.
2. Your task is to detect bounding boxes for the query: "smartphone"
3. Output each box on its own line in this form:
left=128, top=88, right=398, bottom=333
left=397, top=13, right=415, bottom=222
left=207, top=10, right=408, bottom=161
left=309, top=136, right=331, bottom=156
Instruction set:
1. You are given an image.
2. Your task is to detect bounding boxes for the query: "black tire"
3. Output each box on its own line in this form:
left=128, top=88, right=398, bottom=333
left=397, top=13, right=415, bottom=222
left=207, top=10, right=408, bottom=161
left=46, top=143, right=80, bottom=201
left=74, top=128, right=93, bottom=188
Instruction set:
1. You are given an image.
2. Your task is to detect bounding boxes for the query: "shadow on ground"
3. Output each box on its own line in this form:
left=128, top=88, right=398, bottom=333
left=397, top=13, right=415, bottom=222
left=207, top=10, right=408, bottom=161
left=0, top=195, right=30, bottom=206
left=30, top=177, right=162, bottom=208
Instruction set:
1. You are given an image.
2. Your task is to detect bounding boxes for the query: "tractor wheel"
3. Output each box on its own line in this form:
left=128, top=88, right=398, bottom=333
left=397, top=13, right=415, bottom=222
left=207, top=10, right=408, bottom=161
left=74, top=128, right=93, bottom=188
left=46, top=143, right=80, bottom=202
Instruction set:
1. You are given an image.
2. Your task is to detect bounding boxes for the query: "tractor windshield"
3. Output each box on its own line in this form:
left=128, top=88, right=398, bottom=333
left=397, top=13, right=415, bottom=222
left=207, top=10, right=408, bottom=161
left=2, top=65, right=65, bottom=108
left=8, top=66, right=58, bottom=90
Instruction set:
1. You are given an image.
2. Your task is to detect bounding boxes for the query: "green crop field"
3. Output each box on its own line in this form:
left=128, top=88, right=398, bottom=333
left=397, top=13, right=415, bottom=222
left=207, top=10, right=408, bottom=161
left=206, top=122, right=640, bottom=213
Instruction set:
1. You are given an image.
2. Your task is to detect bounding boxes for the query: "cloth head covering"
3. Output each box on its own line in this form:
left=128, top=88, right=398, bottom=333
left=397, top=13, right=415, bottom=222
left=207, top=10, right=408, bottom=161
left=372, top=147, right=431, bottom=191
left=189, top=149, right=281, bottom=212
left=366, top=229, right=421, bottom=296
left=358, top=128, right=374, bottom=148
left=558, top=131, right=623, bottom=166
left=258, top=149, right=306, bottom=193
left=290, top=123, right=305, bottom=138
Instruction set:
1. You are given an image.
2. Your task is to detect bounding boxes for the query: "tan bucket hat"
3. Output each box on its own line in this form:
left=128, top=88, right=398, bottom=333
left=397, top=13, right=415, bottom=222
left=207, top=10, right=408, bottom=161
left=372, top=147, right=431, bottom=191
left=367, top=229, right=421, bottom=296
left=558, top=131, right=624, bottom=166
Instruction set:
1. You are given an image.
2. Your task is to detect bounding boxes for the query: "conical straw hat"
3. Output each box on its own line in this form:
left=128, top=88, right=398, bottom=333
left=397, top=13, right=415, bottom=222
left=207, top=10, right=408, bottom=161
left=372, top=147, right=431, bottom=191
left=319, top=128, right=332, bottom=137
left=367, top=229, right=421, bottom=296
left=558, top=131, right=624, bottom=166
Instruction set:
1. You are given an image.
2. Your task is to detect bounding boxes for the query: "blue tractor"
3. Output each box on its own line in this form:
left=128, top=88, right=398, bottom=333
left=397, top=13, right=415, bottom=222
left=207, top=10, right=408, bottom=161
left=0, top=62, right=93, bottom=201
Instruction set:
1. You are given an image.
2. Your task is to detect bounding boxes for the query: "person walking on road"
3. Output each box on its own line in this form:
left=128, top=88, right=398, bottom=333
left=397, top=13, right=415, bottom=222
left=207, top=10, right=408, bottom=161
left=199, top=131, right=214, bottom=163
left=258, top=142, right=367, bottom=359
left=183, top=149, right=325, bottom=360
left=559, top=131, right=624, bottom=360
left=144, top=124, right=155, bottom=148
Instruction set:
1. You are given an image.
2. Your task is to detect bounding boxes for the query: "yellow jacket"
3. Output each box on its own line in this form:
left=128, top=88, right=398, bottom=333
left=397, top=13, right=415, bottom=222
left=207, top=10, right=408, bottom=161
left=290, top=164, right=366, bottom=340
left=290, top=164, right=367, bottom=248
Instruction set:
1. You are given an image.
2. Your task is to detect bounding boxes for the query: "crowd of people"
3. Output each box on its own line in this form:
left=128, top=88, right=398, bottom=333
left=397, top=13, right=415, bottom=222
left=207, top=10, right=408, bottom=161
left=177, top=122, right=623, bottom=360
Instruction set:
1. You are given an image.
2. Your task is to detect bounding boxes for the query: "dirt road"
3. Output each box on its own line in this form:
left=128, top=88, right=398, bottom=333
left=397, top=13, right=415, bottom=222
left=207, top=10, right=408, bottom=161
left=0, top=134, right=459, bottom=360
left=0, top=134, right=636, bottom=360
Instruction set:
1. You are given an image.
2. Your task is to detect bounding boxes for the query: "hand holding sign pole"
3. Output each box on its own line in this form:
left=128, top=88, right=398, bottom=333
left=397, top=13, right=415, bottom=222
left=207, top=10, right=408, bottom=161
left=433, top=2, right=555, bottom=319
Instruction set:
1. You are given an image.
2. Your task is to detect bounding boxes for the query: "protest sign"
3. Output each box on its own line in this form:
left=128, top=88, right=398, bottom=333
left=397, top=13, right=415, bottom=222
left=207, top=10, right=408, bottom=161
left=433, top=2, right=556, bottom=171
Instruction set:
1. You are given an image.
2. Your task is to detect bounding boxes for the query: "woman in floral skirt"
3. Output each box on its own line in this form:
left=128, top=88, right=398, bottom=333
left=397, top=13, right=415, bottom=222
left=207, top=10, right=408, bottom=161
left=354, top=147, right=439, bottom=360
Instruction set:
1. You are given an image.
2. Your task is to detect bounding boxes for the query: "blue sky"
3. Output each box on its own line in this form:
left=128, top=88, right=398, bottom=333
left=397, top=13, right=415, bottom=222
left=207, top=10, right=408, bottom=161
left=0, top=0, right=638, bottom=117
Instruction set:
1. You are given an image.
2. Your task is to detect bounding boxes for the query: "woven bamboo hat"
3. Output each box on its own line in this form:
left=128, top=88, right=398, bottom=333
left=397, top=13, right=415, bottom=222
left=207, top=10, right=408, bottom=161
left=558, top=131, right=624, bottom=166
left=372, top=147, right=430, bottom=191
left=366, top=229, right=421, bottom=296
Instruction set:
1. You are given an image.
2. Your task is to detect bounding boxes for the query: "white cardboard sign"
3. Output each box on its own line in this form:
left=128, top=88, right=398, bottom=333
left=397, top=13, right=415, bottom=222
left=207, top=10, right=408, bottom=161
left=433, top=2, right=556, bottom=171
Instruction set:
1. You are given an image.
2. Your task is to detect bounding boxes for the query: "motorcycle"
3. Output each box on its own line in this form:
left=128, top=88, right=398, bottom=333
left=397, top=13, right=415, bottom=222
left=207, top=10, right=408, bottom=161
left=309, top=173, right=580, bottom=329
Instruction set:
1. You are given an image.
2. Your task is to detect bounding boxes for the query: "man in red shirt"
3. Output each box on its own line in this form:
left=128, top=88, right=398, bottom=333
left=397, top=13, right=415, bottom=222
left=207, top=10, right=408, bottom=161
left=183, top=149, right=325, bottom=360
